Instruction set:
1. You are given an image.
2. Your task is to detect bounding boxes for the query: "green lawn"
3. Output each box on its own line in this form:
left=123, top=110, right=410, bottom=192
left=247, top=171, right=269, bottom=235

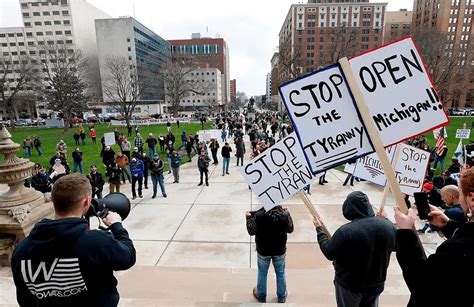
left=424, top=116, right=473, bottom=155
left=6, top=121, right=212, bottom=174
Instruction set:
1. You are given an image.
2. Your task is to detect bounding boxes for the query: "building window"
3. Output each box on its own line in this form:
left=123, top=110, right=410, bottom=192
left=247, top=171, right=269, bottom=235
left=22, top=12, right=29, bottom=17
left=43, top=11, right=50, bottom=16
left=33, top=12, right=40, bottom=16
left=65, top=30, right=71, bottom=35
left=128, top=47, right=131, bottom=51
left=53, top=11, right=60, bottom=15
left=55, top=31, right=62, bottom=35
left=61, top=0, right=68, bottom=5
left=54, top=20, right=61, bottom=25
left=18, top=42, right=24, bottom=46
left=24, top=22, right=31, bottom=27
left=44, top=21, right=51, bottom=25
left=63, top=20, right=70, bottom=25
left=127, top=37, right=130, bottom=42
left=34, top=21, right=42, bottom=26
left=65, top=39, right=73, bottom=44
left=62, top=10, right=69, bottom=15
left=27, top=41, right=34, bottom=46
left=46, top=31, right=53, bottom=35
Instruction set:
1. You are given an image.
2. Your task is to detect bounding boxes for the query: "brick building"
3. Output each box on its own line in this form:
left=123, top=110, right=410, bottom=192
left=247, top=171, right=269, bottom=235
left=412, top=0, right=473, bottom=108
left=278, top=0, right=387, bottom=85
left=169, top=34, right=230, bottom=104
left=230, top=79, right=236, bottom=99
left=384, top=9, right=412, bottom=43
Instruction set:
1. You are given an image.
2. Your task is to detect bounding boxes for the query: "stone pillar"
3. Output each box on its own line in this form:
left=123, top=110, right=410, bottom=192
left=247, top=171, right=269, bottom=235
left=0, top=126, right=53, bottom=265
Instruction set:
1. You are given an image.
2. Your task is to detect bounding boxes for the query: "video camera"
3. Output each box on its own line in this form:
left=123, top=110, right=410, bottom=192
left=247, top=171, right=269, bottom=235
left=86, top=192, right=131, bottom=221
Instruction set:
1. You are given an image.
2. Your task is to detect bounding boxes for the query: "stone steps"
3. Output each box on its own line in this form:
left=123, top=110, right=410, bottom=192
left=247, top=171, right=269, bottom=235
left=116, top=266, right=410, bottom=306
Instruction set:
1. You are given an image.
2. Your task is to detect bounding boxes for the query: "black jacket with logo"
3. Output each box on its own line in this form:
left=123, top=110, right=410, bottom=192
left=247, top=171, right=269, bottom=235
left=11, top=218, right=136, bottom=307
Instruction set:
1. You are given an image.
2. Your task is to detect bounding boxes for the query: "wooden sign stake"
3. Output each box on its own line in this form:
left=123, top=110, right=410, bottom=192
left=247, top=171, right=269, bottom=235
left=339, top=57, right=408, bottom=213
left=298, top=191, right=331, bottom=238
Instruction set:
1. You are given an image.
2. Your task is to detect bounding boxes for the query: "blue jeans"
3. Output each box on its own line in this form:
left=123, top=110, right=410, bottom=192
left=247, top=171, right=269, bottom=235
left=222, top=157, right=230, bottom=174
left=35, top=146, right=42, bottom=156
left=256, top=253, right=287, bottom=303
left=24, top=147, right=31, bottom=157
left=148, top=147, right=156, bottom=157
left=151, top=174, right=166, bottom=196
left=73, top=161, right=83, bottom=174
left=433, top=155, right=445, bottom=172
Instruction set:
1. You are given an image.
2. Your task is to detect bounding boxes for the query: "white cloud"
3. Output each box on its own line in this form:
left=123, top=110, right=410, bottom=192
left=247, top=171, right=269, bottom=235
left=0, top=0, right=414, bottom=96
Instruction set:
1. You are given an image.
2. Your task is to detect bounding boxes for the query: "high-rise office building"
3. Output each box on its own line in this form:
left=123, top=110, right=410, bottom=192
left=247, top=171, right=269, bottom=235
left=278, top=0, right=386, bottom=84
left=412, top=0, right=473, bottom=108
left=384, top=9, right=412, bottom=43
left=95, top=17, right=171, bottom=103
left=0, top=0, right=110, bottom=119
left=169, top=34, right=230, bottom=104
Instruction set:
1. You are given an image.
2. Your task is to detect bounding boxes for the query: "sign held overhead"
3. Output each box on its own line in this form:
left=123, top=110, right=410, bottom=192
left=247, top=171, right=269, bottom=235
left=279, top=65, right=374, bottom=175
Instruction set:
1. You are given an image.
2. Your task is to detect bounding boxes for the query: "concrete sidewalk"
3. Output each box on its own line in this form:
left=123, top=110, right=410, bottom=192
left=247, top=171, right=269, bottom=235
left=0, top=140, right=444, bottom=306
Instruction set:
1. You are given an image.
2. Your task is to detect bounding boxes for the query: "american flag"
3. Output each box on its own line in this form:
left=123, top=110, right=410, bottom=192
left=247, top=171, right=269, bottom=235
left=435, top=127, right=446, bottom=156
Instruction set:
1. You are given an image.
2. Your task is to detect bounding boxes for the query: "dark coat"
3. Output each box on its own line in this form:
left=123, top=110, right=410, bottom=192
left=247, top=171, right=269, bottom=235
left=316, top=191, right=397, bottom=294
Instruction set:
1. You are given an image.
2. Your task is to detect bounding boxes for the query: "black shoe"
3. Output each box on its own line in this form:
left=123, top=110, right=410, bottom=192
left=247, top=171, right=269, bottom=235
left=198, top=183, right=203, bottom=186
left=163, top=194, right=167, bottom=198
left=152, top=194, right=156, bottom=199
left=145, top=186, right=148, bottom=189
left=139, top=195, right=143, bottom=198
left=323, top=180, right=328, bottom=183
left=206, top=182, right=209, bottom=186
left=132, top=196, right=136, bottom=200
left=226, top=172, right=230, bottom=174
left=319, top=182, right=324, bottom=185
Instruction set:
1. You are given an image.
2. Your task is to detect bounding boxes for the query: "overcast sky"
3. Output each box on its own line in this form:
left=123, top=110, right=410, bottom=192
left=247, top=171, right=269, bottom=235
left=0, top=0, right=414, bottom=96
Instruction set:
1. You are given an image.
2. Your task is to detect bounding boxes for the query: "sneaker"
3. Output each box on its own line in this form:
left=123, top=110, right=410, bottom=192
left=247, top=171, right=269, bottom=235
left=417, top=228, right=425, bottom=234
left=253, top=287, right=265, bottom=303
left=163, top=194, right=167, bottom=198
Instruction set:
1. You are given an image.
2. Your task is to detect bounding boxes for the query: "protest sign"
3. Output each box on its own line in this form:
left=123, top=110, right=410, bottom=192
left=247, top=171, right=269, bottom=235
left=433, top=127, right=448, bottom=139
left=279, top=64, right=374, bottom=175
left=456, top=129, right=471, bottom=139
left=241, top=133, right=318, bottom=210
left=348, top=144, right=429, bottom=195
left=345, top=146, right=397, bottom=186
left=347, top=36, right=450, bottom=147
left=104, top=132, right=116, bottom=146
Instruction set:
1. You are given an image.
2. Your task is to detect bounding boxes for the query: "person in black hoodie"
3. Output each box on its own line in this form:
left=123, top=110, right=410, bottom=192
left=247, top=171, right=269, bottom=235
left=313, top=191, right=396, bottom=307
left=394, top=167, right=474, bottom=307
left=11, top=173, right=136, bottom=307
left=246, top=205, right=294, bottom=304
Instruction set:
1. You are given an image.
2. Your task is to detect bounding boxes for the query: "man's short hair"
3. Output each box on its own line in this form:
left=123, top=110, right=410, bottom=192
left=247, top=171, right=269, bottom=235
left=441, top=185, right=460, bottom=198
left=460, top=168, right=474, bottom=197
left=51, top=173, right=92, bottom=215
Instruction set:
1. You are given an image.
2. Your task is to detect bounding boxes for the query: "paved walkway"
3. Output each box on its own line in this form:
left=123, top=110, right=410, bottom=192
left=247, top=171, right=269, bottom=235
left=0, top=140, right=444, bottom=306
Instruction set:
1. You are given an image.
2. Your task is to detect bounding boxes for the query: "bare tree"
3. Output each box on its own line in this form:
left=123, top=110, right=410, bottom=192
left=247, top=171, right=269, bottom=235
left=0, top=55, right=40, bottom=125
left=102, top=55, right=145, bottom=127
left=39, top=43, right=90, bottom=131
left=162, top=56, right=209, bottom=115
left=325, top=27, right=360, bottom=66
left=278, top=40, right=305, bottom=83
left=412, top=28, right=473, bottom=107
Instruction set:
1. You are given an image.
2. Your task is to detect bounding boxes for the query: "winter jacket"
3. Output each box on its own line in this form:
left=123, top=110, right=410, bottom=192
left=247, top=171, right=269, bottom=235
left=11, top=218, right=135, bottom=307
left=170, top=155, right=181, bottom=169
left=397, top=222, right=474, bottom=307
left=235, top=138, right=245, bottom=157
left=130, top=159, right=144, bottom=177
left=146, top=136, right=157, bottom=148
left=33, top=138, right=41, bottom=148
left=87, top=172, right=105, bottom=192
left=106, top=165, right=122, bottom=184
left=246, top=206, right=294, bottom=256
left=316, top=191, right=396, bottom=294
left=120, top=141, right=131, bottom=152
left=444, top=204, right=466, bottom=224
left=149, top=159, right=164, bottom=176
left=210, top=141, right=220, bottom=152
left=115, top=155, right=129, bottom=169
left=221, top=145, right=232, bottom=158
left=72, top=151, right=83, bottom=163
left=31, top=173, right=51, bottom=193
left=102, top=149, right=116, bottom=167
left=134, top=137, right=144, bottom=149
left=197, top=155, right=210, bottom=170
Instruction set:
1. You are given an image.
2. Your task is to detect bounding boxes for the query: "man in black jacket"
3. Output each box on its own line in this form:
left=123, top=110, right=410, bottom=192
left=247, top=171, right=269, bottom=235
left=246, top=205, right=294, bottom=303
left=11, top=173, right=136, bottom=307
left=87, top=164, right=105, bottom=199
left=313, top=191, right=396, bottom=307
left=394, top=167, right=474, bottom=307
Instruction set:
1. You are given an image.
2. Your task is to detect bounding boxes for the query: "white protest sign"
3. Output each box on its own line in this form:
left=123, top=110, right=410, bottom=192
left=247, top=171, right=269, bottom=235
left=209, top=129, right=221, bottom=140
left=279, top=64, right=374, bottom=175
left=456, top=129, right=471, bottom=139
left=348, top=36, right=450, bottom=147
left=104, top=132, right=116, bottom=146
left=346, top=146, right=397, bottom=186
left=241, top=133, right=318, bottom=210
left=350, top=144, right=429, bottom=195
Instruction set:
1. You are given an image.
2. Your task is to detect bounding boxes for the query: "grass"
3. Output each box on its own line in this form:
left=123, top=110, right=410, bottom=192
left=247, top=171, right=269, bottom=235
left=5, top=121, right=213, bottom=174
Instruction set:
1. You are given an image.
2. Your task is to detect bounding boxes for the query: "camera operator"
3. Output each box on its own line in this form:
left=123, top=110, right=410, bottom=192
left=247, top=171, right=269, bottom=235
left=11, top=173, right=136, bottom=307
